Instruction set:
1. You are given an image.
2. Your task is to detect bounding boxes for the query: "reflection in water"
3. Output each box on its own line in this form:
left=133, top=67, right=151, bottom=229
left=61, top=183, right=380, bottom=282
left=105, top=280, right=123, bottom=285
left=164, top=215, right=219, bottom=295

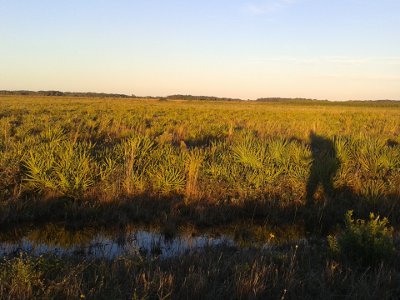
left=0, top=223, right=305, bottom=259
left=0, top=230, right=232, bottom=259
left=0, top=224, right=303, bottom=259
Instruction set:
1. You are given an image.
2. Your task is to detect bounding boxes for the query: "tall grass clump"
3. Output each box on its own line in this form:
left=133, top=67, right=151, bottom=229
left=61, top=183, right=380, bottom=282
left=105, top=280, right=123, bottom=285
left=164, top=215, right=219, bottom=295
left=121, top=135, right=155, bottom=194
left=0, top=254, right=44, bottom=299
left=185, top=148, right=204, bottom=199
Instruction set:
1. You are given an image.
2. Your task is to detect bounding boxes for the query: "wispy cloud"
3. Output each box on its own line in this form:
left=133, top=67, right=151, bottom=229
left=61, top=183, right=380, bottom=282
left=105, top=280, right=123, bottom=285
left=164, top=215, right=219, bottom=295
left=244, top=0, right=297, bottom=15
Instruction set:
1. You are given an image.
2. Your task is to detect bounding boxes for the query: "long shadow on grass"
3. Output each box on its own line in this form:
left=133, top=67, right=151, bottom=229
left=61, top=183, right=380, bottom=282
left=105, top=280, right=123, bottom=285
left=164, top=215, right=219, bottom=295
left=1, top=188, right=399, bottom=235
left=301, top=132, right=400, bottom=232
left=2, top=180, right=398, bottom=234
left=306, top=130, right=340, bottom=204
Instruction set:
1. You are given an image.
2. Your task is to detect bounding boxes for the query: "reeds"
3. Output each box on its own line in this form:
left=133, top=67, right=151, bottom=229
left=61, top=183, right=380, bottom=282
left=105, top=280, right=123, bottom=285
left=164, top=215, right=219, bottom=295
left=0, top=244, right=398, bottom=299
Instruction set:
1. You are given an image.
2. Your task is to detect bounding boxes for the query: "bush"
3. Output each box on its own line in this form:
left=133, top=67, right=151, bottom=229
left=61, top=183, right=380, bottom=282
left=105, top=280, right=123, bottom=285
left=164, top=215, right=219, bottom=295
left=328, top=210, right=395, bottom=266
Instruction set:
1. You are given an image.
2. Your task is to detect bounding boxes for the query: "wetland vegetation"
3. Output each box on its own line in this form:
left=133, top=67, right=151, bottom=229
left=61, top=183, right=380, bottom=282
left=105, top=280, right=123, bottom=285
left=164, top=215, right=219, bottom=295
left=1, top=95, right=400, bottom=299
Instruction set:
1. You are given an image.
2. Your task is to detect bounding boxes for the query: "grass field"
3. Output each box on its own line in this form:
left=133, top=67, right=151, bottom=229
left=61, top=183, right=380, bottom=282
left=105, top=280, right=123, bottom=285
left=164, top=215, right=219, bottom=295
left=1, top=96, right=400, bottom=225
left=1, top=96, right=400, bottom=299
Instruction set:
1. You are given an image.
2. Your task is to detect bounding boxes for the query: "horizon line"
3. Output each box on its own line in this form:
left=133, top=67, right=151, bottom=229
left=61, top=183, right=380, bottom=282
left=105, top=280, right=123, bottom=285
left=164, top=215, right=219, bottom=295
left=0, top=89, right=399, bottom=102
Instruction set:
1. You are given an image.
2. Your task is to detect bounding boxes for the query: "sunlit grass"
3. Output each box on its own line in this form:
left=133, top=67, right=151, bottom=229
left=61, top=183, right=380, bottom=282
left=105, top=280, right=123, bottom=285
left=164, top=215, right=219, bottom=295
left=0, top=96, right=400, bottom=224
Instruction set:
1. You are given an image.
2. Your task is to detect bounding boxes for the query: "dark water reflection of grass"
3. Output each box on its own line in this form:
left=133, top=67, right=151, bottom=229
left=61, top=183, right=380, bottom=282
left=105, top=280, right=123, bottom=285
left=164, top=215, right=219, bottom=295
left=0, top=222, right=306, bottom=259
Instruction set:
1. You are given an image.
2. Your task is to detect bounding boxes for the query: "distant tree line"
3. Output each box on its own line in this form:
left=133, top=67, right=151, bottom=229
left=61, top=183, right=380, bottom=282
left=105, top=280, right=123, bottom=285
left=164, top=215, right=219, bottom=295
left=1, top=90, right=398, bottom=105
left=255, top=97, right=400, bottom=106
left=0, top=91, right=244, bottom=101
left=0, top=90, right=131, bottom=98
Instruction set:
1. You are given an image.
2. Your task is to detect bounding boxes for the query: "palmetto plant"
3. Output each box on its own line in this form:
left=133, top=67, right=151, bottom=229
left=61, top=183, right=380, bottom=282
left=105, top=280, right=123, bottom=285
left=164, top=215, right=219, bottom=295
left=54, top=142, right=94, bottom=198
left=232, top=136, right=267, bottom=170
left=153, top=165, right=185, bottom=194
left=24, top=141, right=94, bottom=199
left=24, top=148, right=58, bottom=192
left=150, top=144, right=186, bottom=194
left=0, top=95, right=398, bottom=209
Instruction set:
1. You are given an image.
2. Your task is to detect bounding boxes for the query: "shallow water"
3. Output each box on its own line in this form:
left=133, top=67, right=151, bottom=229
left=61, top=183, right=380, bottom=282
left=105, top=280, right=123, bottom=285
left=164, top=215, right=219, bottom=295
left=0, top=230, right=235, bottom=259
left=0, top=223, right=306, bottom=259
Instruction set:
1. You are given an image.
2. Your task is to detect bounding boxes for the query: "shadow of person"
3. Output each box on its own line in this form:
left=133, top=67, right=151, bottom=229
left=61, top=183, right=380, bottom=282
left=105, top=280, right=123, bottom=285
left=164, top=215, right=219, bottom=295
left=306, top=131, right=340, bottom=204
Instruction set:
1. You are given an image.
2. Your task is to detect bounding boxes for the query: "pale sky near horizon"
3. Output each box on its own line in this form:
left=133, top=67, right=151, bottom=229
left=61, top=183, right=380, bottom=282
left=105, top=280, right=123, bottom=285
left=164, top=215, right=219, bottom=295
left=0, top=0, right=399, bottom=100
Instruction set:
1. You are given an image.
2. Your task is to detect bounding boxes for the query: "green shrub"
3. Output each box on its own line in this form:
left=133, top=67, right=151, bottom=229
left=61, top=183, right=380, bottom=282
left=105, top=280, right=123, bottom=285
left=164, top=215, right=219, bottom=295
left=328, top=210, right=395, bottom=266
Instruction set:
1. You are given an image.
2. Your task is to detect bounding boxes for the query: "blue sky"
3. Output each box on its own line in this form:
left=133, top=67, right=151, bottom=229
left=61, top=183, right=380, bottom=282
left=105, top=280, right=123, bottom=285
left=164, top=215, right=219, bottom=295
left=0, top=0, right=399, bottom=100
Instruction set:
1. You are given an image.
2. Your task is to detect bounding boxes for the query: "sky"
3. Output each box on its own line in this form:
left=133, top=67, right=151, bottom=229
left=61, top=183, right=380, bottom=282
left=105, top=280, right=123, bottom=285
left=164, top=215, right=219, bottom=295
left=0, top=0, right=399, bottom=100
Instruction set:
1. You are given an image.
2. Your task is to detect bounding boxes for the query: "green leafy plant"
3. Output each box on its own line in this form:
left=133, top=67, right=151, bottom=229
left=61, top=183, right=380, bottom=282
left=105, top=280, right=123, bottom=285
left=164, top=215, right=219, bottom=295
left=153, top=165, right=185, bottom=194
left=328, top=210, right=395, bottom=265
left=24, top=141, right=95, bottom=199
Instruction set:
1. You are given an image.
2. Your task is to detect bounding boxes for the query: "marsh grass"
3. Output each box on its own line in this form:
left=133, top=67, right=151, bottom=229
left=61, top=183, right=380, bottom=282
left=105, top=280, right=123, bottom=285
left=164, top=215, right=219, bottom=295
left=0, top=244, right=399, bottom=300
left=0, top=96, right=400, bottom=228
left=1, top=96, right=400, bottom=299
